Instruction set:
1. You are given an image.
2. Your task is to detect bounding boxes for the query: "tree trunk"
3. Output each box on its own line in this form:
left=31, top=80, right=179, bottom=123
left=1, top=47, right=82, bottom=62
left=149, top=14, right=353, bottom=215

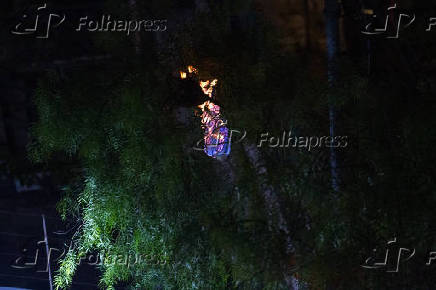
left=242, top=143, right=298, bottom=289
left=325, top=0, right=340, bottom=191
left=129, top=0, right=142, bottom=54
left=303, top=0, right=312, bottom=51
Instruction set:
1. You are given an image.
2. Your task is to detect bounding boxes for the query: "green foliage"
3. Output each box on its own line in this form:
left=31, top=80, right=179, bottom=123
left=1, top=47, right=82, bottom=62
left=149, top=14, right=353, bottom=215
left=31, top=62, right=276, bottom=288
